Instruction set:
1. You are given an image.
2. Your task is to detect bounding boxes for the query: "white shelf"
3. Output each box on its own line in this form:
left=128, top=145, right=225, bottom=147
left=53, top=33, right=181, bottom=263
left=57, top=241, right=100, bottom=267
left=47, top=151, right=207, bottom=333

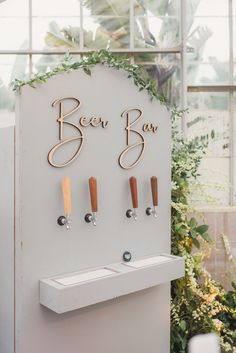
left=40, top=254, right=184, bottom=314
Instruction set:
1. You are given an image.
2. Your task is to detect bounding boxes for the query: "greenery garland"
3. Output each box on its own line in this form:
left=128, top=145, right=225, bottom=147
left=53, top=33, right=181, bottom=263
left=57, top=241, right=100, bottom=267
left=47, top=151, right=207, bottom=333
left=11, top=49, right=166, bottom=105
left=11, top=50, right=236, bottom=353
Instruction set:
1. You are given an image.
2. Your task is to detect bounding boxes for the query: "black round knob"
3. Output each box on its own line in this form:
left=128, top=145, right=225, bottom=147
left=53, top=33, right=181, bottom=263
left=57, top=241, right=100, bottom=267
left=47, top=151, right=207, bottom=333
left=146, top=207, right=152, bottom=216
left=123, top=251, right=132, bottom=262
left=85, top=213, right=92, bottom=223
left=57, top=216, right=66, bottom=226
left=126, top=209, right=133, bottom=218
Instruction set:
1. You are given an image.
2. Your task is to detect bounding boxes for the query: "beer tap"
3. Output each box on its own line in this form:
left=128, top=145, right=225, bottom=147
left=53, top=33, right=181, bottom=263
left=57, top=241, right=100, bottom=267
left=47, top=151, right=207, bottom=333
left=146, top=176, right=158, bottom=218
left=126, top=176, right=138, bottom=221
left=57, top=177, right=72, bottom=230
left=85, top=177, right=98, bottom=226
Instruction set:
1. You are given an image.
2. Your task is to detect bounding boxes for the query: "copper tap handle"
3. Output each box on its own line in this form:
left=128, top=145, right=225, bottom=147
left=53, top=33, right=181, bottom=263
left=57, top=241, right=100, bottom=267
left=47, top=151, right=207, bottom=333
left=129, top=176, right=138, bottom=209
left=151, top=176, right=158, bottom=207
left=62, top=177, right=72, bottom=216
left=89, top=177, right=98, bottom=213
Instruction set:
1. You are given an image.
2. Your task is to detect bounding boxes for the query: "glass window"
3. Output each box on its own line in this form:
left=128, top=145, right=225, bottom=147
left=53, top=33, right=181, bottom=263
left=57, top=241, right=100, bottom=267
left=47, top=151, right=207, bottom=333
left=0, top=19, right=29, bottom=50
left=83, top=16, right=130, bottom=49
left=32, top=0, right=80, bottom=17
left=187, top=92, right=230, bottom=157
left=194, top=0, right=228, bottom=17
left=0, top=0, right=28, bottom=17
left=187, top=0, right=230, bottom=85
left=187, top=92, right=230, bottom=206
left=32, top=18, right=80, bottom=50
left=134, top=53, right=181, bottom=106
left=134, top=0, right=180, bottom=49
left=82, top=1, right=129, bottom=49
left=0, top=55, right=29, bottom=112
left=32, top=54, right=65, bottom=74
left=189, top=157, right=230, bottom=206
left=84, top=0, right=129, bottom=16
left=0, top=0, right=29, bottom=50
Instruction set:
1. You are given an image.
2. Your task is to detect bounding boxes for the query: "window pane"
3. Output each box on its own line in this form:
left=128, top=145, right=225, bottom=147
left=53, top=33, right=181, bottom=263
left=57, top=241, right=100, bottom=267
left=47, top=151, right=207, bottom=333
left=187, top=1, right=230, bottom=86
left=32, top=55, right=64, bottom=74
left=134, top=53, right=181, bottom=106
left=83, top=16, right=130, bottom=49
left=187, top=93, right=230, bottom=157
left=187, top=62, right=230, bottom=85
left=0, top=55, right=29, bottom=113
left=187, top=92, right=230, bottom=206
left=188, top=18, right=229, bottom=63
left=32, top=54, right=81, bottom=74
left=32, top=0, right=80, bottom=17
left=233, top=0, right=236, bottom=15
left=189, top=157, right=230, bottom=206
left=194, top=0, right=228, bottom=17
left=0, top=18, right=29, bottom=50
left=134, top=0, right=180, bottom=16
left=83, top=0, right=129, bottom=16
left=0, top=0, right=28, bottom=17
left=32, top=18, right=80, bottom=50
left=81, top=0, right=130, bottom=49
left=134, top=0, right=180, bottom=49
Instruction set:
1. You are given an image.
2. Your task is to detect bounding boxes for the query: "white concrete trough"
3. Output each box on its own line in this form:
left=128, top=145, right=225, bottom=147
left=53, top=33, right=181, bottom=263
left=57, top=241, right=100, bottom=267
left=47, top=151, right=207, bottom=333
left=40, top=254, right=184, bottom=314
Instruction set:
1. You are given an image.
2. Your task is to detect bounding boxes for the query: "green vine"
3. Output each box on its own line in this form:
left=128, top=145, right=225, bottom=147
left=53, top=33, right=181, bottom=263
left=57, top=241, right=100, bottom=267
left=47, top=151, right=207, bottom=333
left=10, top=49, right=166, bottom=105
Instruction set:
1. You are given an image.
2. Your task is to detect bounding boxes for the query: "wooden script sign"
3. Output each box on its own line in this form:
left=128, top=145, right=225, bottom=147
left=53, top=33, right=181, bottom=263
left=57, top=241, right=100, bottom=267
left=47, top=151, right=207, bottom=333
left=48, top=97, right=158, bottom=169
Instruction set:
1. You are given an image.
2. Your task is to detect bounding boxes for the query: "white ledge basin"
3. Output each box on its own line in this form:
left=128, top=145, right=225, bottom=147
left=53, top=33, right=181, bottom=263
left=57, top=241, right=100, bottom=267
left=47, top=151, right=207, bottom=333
left=54, top=268, right=116, bottom=286
left=40, top=254, right=184, bottom=314
left=123, top=255, right=172, bottom=269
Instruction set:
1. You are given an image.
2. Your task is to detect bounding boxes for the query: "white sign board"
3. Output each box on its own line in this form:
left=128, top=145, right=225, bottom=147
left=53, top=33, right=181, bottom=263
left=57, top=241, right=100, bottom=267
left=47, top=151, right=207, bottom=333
left=0, top=64, right=184, bottom=353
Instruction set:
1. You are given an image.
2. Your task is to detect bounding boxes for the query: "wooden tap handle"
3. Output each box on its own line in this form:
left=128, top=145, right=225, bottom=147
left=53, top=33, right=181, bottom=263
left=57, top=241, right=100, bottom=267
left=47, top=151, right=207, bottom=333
left=89, top=177, right=98, bottom=213
left=151, top=176, right=158, bottom=207
left=62, top=177, right=72, bottom=216
left=129, top=176, right=138, bottom=209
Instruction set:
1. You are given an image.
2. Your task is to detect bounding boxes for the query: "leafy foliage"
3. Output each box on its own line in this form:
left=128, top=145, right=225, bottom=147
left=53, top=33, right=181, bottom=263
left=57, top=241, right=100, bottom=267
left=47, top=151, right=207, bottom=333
left=10, top=49, right=166, bottom=105
left=171, top=111, right=236, bottom=353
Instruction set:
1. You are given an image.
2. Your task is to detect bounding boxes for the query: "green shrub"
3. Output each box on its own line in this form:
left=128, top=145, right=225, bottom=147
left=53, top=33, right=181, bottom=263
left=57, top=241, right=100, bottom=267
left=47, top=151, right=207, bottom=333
left=171, top=111, right=236, bottom=353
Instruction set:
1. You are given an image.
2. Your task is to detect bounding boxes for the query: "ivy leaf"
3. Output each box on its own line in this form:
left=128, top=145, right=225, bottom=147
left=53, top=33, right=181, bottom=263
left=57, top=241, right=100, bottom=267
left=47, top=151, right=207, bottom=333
left=196, top=224, right=209, bottom=234
left=189, top=217, right=197, bottom=228
left=190, top=229, right=197, bottom=238
left=192, top=238, right=200, bottom=249
left=83, top=66, right=91, bottom=76
left=180, top=320, right=187, bottom=332
left=174, top=223, right=183, bottom=231
left=178, top=228, right=187, bottom=237
left=28, top=81, right=36, bottom=88
left=200, top=232, right=212, bottom=243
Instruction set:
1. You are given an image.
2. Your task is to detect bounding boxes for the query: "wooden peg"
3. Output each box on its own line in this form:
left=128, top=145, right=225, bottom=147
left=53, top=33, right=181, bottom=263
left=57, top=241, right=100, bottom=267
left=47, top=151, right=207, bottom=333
left=129, top=176, right=138, bottom=209
left=151, top=176, right=158, bottom=207
left=62, top=177, right=72, bottom=216
left=89, top=177, right=98, bottom=213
